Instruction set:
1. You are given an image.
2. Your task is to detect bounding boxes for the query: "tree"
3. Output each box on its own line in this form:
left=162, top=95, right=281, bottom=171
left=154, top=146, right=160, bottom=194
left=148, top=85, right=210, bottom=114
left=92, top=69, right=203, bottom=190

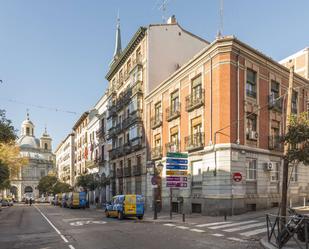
left=37, top=175, right=57, bottom=195
left=75, top=174, right=99, bottom=192
left=52, top=181, right=71, bottom=195
left=0, top=110, right=17, bottom=143
left=0, top=161, right=10, bottom=190
left=0, top=143, right=28, bottom=178
left=284, top=112, right=309, bottom=165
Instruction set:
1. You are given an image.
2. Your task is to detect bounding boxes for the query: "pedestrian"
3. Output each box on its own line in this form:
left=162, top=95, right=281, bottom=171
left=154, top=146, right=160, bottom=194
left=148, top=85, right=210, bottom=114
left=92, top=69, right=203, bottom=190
left=95, top=196, right=99, bottom=208
left=29, top=198, right=32, bottom=206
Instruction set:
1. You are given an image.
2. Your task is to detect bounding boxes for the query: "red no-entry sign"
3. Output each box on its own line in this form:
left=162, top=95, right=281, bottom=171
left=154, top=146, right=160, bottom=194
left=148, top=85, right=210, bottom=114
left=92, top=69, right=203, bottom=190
left=232, top=172, right=242, bottom=182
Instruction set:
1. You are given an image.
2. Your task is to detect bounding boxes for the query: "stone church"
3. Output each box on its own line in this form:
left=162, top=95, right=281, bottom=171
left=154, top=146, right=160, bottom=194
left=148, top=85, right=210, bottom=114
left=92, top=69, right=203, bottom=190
left=10, top=113, right=55, bottom=201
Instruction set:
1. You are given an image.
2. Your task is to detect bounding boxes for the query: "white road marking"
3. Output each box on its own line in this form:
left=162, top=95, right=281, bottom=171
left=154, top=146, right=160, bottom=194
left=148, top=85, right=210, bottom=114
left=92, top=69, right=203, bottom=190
left=34, top=206, right=69, bottom=244
left=223, top=222, right=265, bottom=232
left=228, top=237, right=246, bottom=242
left=164, top=223, right=176, bottom=226
left=196, top=221, right=231, bottom=227
left=176, top=226, right=190, bottom=229
left=212, top=233, right=224, bottom=237
left=190, top=229, right=205, bottom=233
left=209, top=220, right=257, bottom=229
left=34, top=206, right=61, bottom=235
left=240, top=227, right=268, bottom=237
left=68, top=245, right=75, bottom=249
left=61, top=235, right=68, bottom=243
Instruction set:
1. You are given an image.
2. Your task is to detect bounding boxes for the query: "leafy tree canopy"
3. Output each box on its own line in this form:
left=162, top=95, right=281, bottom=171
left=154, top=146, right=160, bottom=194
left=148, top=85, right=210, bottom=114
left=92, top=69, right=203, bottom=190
left=0, top=161, right=10, bottom=190
left=52, top=181, right=71, bottom=195
left=37, top=175, right=57, bottom=195
left=0, top=110, right=17, bottom=143
left=0, top=143, right=28, bottom=177
left=284, top=112, right=309, bottom=165
left=75, top=174, right=99, bottom=192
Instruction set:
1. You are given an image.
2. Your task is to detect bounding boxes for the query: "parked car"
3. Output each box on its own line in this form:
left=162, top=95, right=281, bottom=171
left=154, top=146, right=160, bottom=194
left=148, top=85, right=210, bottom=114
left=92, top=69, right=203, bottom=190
left=79, top=192, right=87, bottom=209
left=1, top=199, right=11, bottom=207
left=105, top=194, right=144, bottom=220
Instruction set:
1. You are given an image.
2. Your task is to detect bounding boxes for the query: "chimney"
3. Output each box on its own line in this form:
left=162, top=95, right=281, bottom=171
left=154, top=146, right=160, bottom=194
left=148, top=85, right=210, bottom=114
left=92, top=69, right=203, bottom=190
left=167, top=15, right=177, bottom=24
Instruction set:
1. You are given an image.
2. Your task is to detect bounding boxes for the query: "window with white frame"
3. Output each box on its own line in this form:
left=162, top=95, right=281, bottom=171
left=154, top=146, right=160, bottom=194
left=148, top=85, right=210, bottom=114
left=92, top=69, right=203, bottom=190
left=290, top=164, right=298, bottom=182
left=246, top=158, right=257, bottom=180
left=270, top=162, right=280, bottom=182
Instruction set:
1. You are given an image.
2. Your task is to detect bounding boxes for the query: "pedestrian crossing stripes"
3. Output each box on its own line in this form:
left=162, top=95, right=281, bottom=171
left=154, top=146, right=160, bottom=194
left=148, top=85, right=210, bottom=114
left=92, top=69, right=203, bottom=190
left=195, top=221, right=231, bottom=227
left=239, top=227, right=268, bottom=237
left=163, top=219, right=267, bottom=240
left=223, top=221, right=265, bottom=232
left=208, top=220, right=257, bottom=229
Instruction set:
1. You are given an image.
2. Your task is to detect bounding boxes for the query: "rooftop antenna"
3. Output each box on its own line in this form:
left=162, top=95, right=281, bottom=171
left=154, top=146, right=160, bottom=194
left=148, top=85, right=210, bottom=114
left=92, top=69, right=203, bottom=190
left=216, top=0, right=224, bottom=39
left=157, top=0, right=170, bottom=23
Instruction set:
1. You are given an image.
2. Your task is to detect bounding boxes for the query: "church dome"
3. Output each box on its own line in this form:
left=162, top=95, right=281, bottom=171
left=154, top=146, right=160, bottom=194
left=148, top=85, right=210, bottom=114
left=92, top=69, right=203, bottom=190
left=22, top=119, right=34, bottom=126
left=17, top=136, right=40, bottom=149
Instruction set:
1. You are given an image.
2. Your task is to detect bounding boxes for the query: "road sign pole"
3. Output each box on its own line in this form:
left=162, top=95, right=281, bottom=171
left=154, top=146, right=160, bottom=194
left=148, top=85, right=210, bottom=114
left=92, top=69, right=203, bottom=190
left=170, top=188, right=172, bottom=220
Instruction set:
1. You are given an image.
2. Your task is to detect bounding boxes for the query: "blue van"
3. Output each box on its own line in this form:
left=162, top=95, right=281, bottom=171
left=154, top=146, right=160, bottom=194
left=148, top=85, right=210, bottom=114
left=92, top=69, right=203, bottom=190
left=79, top=192, right=87, bottom=209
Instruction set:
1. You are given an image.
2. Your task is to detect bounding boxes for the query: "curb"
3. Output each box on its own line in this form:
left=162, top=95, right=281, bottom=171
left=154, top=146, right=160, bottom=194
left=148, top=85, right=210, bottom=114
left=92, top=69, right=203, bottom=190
left=260, top=237, right=296, bottom=249
left=260, top=238, right=277, bottom=249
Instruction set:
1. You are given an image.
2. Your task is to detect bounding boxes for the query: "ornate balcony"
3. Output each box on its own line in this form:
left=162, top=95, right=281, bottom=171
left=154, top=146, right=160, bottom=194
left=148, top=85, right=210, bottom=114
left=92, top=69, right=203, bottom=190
left=124, top=165, right=131, bottom=177
left=151, top=146, right=162, bottom=160
left=186, top=89, right=205, bottom=112
left=185, top=132, right=205, bottom=151
left=123, top=142, right=131, bottom=154
left=166, top=103, right=181, bottom=122
left=131, top=81, right=143, bottom=96
left=150, top=114, right=162, bottom=129
left=133, top=164, right=142, bottom=176
left=129, top=56, right=143, bottom=74
left=96, top=126, right=105, bottom=139
left=268, top=95, right=283, bottom=112
left=131, top=137, right=143, bottom=152
left=165, top=142, right=180, bottom=153
left=123, top=110, right=142, bottom=129
left=268, top=135, right=283, bottom=151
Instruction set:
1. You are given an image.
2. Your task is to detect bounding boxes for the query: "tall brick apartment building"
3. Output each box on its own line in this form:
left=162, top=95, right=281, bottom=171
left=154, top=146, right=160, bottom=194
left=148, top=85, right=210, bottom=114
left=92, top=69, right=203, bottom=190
left=145, top=36, right=309, bottom=215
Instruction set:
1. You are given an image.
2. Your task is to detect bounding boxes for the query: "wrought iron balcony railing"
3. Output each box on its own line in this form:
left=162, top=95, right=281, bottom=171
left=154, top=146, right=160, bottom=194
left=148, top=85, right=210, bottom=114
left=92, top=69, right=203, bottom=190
left=246, top=89, right=257, bottom=99
left=133, top=164, right=142, bottom=176
left=268, top=135, right=283, bottom=151
left=185, top=132, right=205, bottom=151
left=166, top=103, right=181, bottom=122
left=165, top=142, right=180, bottom=153
left=186, top=89, right=205, bottom=112
left=150, top=114, right=162, bottom=129
left=151, top=146, right=162, bottom=160
left=268, top=95, right=283, bottom=112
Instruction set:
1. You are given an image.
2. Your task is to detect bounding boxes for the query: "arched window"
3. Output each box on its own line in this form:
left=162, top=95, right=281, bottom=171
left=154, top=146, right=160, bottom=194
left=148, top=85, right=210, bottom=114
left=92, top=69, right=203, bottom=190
left=44, top=143, right=48, bottom=150
left=26, top=127, right=30, bottom=135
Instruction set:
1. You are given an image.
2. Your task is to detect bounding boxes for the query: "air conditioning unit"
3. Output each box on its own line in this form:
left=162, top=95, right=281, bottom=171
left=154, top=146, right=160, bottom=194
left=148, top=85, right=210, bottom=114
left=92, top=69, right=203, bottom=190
left=248, top=131, right=258, bottom=140
left=264, top=162, right=273, bottom=171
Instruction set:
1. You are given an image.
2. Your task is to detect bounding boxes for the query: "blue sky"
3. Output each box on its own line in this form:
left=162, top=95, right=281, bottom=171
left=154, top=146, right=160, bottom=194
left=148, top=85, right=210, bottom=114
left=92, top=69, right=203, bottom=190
left=0, top=0, right=308, bottom=148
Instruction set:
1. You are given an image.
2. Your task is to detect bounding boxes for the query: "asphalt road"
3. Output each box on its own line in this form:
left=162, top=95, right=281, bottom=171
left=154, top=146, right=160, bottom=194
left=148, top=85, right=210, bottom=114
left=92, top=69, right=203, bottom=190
left=0, top=204, right=263, bottom=249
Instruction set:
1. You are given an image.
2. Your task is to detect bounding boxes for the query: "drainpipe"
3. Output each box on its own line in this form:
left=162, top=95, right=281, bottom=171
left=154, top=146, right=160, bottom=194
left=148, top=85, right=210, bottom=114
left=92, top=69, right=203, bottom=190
left=210, top=56, right=213, bottom=145
left=236, top=52, right=240, bottom=144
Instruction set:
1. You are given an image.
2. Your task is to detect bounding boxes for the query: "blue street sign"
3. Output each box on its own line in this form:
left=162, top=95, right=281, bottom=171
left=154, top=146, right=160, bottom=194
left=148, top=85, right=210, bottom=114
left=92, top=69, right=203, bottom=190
left=166, top=165, right=188, bottom=170
left=166, top=158, right=188, bottom=164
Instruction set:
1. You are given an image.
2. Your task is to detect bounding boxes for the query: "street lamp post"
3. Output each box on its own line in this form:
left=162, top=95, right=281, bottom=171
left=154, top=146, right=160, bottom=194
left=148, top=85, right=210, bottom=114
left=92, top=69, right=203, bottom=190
left=153, top=162, right=163, bottom=220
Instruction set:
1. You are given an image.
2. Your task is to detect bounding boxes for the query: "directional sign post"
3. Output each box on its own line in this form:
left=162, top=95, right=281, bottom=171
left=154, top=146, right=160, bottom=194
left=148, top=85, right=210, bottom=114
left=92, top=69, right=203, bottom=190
left=165, top=152, right=188, bottom=220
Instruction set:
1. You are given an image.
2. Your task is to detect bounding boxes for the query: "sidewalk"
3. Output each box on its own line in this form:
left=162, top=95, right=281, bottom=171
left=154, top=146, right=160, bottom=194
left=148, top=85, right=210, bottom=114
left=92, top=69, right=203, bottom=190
left=260, top=236, right=306, bottom=249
